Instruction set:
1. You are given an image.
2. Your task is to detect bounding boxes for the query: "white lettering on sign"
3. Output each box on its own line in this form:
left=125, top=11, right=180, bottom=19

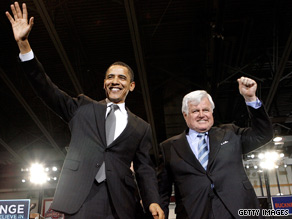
left=0, top=204, right=25, bottom=214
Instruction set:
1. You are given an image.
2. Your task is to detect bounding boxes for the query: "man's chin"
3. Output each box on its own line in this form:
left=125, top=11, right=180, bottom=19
left=108, top=97, right=122, bottom=104
left=197, top=127, right=209, bottom=132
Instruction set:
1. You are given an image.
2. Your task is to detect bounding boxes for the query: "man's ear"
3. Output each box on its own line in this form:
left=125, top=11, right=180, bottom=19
left=103, top=79, right=106, bottom=89
left=129, top=81, right=135, bottom=92
left=183, top=112, right=188, bottom=121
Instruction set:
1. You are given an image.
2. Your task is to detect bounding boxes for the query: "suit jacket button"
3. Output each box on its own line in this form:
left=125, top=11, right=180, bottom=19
left=96, top=163, right=100, bottom=167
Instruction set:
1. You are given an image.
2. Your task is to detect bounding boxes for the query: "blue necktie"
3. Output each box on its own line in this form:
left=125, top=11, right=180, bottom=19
left=197, top=133, right=208, bottom=170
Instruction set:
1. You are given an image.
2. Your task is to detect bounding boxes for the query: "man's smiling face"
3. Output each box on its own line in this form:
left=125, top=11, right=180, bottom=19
left=104, top=65, right=135, bottom=104
left=183, top=97, right=214, bottom=133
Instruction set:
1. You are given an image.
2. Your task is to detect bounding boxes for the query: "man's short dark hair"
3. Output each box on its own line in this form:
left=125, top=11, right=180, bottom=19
left=106, top=61, right=134, bottom=82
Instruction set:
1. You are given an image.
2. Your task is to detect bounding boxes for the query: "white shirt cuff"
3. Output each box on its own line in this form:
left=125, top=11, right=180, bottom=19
left=19, top=50, right=34, bottom=62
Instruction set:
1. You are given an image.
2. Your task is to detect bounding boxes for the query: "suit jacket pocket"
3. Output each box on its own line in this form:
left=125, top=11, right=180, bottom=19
left=63, top=159, right=80, bottom=171
left=242, top=180, right=253, bottom=190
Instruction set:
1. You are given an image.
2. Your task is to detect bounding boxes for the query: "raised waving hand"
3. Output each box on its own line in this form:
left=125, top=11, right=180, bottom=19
left=6, top=2, right=34, bottom=53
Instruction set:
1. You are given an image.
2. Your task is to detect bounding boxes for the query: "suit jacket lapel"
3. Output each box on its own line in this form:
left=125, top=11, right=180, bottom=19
left=93, top=100, right=107, bottom=147
left=173, top=130, right=206, bottom=173
left=207, top=127, right=225, bottom=168
left=107, top=109, right=137, bottom=148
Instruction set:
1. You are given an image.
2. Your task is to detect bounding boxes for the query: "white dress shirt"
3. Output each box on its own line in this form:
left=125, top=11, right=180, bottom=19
left=106, top=99, right=128, bottom=140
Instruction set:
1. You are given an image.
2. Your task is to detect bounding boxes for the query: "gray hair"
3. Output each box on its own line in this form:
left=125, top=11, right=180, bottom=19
left=181, top=90, right=215, bottom=114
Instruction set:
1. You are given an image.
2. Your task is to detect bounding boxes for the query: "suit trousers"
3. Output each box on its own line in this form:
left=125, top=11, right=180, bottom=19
left=207, top=189, right=234, bottom=219
left=64, top=180, right=118, bottom=219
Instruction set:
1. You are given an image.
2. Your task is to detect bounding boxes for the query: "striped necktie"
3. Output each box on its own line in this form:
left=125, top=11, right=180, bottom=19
left=197, top=133, right=208, bottom=170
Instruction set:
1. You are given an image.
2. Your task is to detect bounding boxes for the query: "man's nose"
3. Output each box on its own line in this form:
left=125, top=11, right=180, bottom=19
left=198, top=111, right=204, bottom=117
left=112, top=76, right=119, bottom=84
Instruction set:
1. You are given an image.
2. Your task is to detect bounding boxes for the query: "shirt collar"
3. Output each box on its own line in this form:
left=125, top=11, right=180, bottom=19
left=106, top=98, right=127, bottom=114
left=188, top=128, right=208, bottom=137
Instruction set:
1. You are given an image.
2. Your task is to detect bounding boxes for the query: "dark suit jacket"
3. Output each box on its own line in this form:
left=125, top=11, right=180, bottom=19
left=159, top=105, right=273, bottom=219
left=20, top=57, right=160, bottom=218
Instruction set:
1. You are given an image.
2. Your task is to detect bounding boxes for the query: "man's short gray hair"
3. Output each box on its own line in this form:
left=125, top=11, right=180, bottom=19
left=181, top=90, right=215, bottom=114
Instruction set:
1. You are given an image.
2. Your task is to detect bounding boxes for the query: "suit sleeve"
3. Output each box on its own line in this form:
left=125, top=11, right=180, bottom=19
left=133, top=125, right=161, bottom=211
left=157, top=142, right=173, bottom=218
left=239, top=104, right=274, bottom=154
left=20, top=57, right=85, bottom=122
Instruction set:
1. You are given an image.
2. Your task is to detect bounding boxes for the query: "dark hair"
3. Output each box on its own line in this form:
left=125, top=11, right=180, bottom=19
left=106, top=61, right=134, bottom=82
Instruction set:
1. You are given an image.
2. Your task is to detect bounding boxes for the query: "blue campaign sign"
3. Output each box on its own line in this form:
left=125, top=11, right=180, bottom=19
left=271, top=195, right=292, bottom=215
left=0, top=199, right=30, bottom=219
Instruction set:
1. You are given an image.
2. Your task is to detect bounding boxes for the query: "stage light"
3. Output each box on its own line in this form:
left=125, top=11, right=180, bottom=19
left=258, top=153, right=264, bottom=159
left=260, top=160, right=275, bottom=170
left=257, top=151, right=284, bottom=170
left=52, top=166, right=58, bottom=171
left=29, top=163, right=47, bottom=185
left=273, top=136, right=282, bottom=142
left=267, top=151, right=279, bottom=161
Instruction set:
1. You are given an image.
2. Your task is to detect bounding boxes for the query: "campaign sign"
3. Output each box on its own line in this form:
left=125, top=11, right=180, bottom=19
left=0, top=199, right=30, bottom=219
left=271, top=195, right=292, bottom=215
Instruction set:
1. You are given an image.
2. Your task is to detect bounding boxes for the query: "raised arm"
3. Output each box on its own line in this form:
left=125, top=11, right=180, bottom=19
left=236, top=77, right=273, bottom=153
left=5, top=2, right=82, bottom=123
left=5, top=2, right=34, bottom=54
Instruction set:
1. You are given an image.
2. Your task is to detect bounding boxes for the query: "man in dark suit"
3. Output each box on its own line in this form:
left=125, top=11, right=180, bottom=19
left=158, top=77, right=273, bottom=219
left=6, top=2, right=164, bottom=219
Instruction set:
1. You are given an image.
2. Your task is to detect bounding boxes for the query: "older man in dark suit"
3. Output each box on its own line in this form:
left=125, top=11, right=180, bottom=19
left=158, top=77, right=273, bottom=219
left=6, top=2, right=164, bottom=219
